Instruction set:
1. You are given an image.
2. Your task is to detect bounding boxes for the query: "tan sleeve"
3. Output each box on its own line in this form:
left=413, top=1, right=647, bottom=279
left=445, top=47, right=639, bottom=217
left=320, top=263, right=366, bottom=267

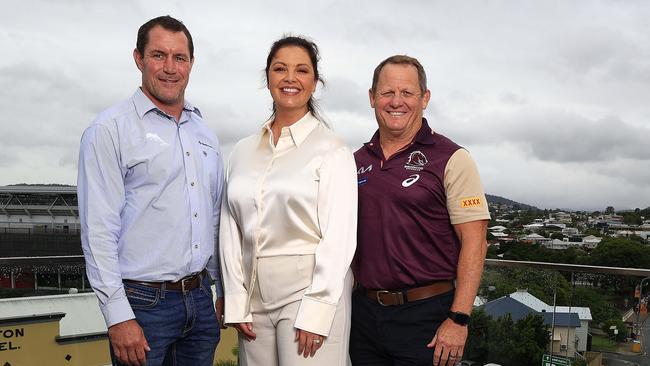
left=444, top=149, right=491, bottom=225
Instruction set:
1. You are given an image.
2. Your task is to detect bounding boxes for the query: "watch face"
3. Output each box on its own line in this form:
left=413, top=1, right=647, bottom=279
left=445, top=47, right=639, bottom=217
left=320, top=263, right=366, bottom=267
left=449, top=311, right=470, bottom=325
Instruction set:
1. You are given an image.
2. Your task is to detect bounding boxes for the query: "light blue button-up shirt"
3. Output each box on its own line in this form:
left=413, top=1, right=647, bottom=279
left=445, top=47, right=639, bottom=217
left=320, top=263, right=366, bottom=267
left=78, top=88, right=224, bottom=327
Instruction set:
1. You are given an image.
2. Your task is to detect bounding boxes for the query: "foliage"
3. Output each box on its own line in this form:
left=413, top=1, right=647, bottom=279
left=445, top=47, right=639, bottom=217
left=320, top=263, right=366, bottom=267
left=500, top=243, right=588, bottom=265
left=601, top=318, right=627, bottom=342
left=572, top=358, right=587, bottom=366
left=572, top=286, right=621, bottom=326
left=480, top=268, right=571, bottom=305
left=214, top=361, right=237, bottom=366
left=517, top=209, right=544, bottom=225
left=582, top=228, right=602, bottom=237
left=486, top=245, right=500, bottom=259
left=587, top=238, right=650, bottom=295
left=465, top=310, right=548, bottom=366
left=589, top=238, right=650, bottom=268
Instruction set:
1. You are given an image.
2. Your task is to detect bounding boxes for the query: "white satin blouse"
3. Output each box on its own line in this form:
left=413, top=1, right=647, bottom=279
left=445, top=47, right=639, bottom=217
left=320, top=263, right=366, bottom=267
left=219, top=113, right=357, bottom=335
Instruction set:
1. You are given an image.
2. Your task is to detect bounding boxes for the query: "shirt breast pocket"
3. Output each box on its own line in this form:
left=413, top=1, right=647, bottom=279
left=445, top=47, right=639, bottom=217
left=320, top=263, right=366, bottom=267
left=123, top=140, right=170, bottom=184
left=197, top=142, right=221, bottom=198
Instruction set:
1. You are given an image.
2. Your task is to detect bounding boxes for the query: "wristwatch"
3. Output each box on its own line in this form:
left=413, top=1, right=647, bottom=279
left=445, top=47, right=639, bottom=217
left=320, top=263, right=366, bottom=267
left=447, top=311, right=471, bottom=326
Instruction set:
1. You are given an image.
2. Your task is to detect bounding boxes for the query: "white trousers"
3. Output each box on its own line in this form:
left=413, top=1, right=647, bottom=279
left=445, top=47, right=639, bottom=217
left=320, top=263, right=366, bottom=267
left=239, top=256, right=353, bottom=366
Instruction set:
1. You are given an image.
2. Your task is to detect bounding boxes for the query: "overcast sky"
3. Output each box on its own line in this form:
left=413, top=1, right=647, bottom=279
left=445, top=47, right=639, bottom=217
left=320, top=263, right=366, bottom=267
left=1, top=1, right=649, bottom=211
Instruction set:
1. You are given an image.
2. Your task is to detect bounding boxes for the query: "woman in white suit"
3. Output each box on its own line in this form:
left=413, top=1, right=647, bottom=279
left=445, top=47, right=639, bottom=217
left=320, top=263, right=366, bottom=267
left=219, top=35, right=357, bottom=366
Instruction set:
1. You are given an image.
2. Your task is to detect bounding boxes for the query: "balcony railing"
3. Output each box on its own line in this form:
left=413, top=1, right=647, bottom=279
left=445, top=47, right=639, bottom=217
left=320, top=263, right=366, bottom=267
left=0, top=257, right=648, bottom=366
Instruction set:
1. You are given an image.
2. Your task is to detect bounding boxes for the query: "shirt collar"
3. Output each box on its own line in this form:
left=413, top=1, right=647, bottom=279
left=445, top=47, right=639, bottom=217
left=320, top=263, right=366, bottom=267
left=132, top=88, right=202, bottom=120
left=414, top=118, right=436, bottom=145
left=261, top=112, right=320, bottom=147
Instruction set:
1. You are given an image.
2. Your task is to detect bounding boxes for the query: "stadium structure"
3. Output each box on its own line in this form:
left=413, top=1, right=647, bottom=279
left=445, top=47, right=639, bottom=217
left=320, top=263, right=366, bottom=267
left=0, top=185, right=85, bottom=291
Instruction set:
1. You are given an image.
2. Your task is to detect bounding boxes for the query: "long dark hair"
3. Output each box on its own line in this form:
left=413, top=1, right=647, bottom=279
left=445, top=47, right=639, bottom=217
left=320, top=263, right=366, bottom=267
left=265, top=35, right=325, bottom=121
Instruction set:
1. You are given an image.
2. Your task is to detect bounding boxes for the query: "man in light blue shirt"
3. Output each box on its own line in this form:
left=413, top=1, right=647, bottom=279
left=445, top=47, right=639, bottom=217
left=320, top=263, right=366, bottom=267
left=78, top=15, right=224, bottom=366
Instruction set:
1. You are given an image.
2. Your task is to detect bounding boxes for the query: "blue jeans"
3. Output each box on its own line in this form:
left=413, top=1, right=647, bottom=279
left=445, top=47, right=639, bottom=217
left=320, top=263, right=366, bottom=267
left=111, top=275, right=220, bottom=366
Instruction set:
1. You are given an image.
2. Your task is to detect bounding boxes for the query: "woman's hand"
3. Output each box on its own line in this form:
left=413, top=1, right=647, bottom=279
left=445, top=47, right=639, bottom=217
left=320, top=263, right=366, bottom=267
left=295, top=328, right=325, bottom=358
left=233, top=322, right=256, bottom=341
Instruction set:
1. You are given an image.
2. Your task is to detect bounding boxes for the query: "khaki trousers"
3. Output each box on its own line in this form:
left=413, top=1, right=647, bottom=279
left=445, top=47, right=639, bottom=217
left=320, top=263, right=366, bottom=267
left=239, top=255, right=353, bottom=366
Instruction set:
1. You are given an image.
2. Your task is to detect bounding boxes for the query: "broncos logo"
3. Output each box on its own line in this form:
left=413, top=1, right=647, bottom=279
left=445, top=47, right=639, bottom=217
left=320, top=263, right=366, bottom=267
left=406, top=151, right=428, bottom=167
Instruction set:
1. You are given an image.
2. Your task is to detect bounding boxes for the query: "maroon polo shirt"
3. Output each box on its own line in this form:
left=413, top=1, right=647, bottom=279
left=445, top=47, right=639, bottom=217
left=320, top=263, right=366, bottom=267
left=353, top=118, right=481, bottom=290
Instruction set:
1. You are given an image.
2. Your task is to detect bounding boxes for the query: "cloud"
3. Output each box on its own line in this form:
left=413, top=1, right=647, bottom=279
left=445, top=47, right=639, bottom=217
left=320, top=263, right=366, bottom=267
left=501, top=112, right=650, bottom=163
left=438, top=107, right=650, bottom=164
left=1, top=0, right=649, bottom=210
left=321, top=77, right=368, bottom=115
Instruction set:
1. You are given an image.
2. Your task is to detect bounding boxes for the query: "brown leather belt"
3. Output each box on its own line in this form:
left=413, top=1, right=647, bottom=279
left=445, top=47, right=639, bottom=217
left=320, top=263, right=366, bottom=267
left=124, top=270, right=206, bottom=293
left=363, top=281, right=454, bottom=306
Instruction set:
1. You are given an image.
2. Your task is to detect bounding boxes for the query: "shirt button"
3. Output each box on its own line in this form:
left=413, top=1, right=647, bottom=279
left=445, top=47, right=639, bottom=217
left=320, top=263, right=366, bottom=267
left=186, top=151, right=190, bottom=156
left=190, top=181, right=195, bottom=187
left=194, top=244, right=199, bottom=249
left=193, top=212, right=198, bottom=217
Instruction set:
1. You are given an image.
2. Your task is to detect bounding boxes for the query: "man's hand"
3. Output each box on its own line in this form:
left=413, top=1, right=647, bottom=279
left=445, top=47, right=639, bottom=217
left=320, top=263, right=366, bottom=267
left=215, top=297, right=226, bottom=329
left=234, top=322, right=256, bottom=341
left=426, top=318, right=467, bottom=366
left=295, top=328, right=325, bottom=358
left=108, top=319, right=150, bottom=366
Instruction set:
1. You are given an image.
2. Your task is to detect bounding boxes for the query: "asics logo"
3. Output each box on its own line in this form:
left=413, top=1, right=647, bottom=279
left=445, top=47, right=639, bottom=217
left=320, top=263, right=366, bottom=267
left=401, top=174, right=420, bottom=187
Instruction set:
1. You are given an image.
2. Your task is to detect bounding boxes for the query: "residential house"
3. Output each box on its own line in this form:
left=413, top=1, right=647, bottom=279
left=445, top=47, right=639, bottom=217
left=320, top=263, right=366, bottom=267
left=482, top=294, right=583, bottom=357
left=509, top=289, right=592, bottom=353
left=582, top=235, right=602, bottom=249
left=522, top=233, right=552, bottom=246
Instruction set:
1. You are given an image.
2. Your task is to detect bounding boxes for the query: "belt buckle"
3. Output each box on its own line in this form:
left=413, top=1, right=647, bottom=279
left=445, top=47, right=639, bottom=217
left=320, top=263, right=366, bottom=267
left=376, top=290, right=390, bottom=306
left=180, top=276, right=192, bottom=293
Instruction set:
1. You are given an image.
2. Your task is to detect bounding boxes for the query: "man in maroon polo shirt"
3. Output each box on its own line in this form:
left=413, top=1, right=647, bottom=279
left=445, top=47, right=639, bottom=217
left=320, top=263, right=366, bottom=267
left=350, top=55, right=490, bottom=366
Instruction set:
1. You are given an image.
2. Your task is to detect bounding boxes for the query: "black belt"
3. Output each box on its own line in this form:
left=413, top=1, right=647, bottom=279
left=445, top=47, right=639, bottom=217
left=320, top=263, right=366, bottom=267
left=360, top=281, right=454, bottom=306
left=124, top=269, right=206, bottom=292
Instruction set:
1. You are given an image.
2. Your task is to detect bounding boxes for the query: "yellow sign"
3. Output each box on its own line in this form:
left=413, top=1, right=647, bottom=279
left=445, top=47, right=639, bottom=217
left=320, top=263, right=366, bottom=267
left=0, top=327, right=24, bottom=352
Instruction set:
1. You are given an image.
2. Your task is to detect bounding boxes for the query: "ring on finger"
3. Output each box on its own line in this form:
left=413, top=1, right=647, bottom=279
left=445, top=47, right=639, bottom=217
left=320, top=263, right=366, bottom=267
left=313, top=338, right=321, bottom=344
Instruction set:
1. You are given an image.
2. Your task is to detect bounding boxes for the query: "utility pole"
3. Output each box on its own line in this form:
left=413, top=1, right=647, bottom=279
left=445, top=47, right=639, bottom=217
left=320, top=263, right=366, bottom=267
left=550, top=275, right=557, bottom=355
left=636, top=277, right=650, bottom=337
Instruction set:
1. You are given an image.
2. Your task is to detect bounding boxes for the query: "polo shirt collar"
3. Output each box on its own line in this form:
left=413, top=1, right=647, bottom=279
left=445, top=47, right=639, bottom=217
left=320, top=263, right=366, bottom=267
left=414, top=118, right=436, bottom=145
left=261, top=112, right=319, bottom=147
left=132, top=88, right=202, bottom=120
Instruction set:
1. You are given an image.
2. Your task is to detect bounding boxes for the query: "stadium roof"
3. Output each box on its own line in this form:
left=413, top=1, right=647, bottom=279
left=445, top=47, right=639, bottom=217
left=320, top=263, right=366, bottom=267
left=0, top=185, right=78, bottom=217
left=0, top=185, right=76, bottom=194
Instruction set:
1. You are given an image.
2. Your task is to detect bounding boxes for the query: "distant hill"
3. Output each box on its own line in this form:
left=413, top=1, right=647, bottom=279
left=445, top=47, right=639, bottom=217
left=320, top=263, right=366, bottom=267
left=486, top=194, right=539, bottom=211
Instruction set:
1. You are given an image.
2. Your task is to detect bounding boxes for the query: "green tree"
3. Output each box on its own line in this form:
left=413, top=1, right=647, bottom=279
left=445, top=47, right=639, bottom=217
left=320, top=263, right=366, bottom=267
left=572, top=286, right=621, bottom=326
left=480, top=268, right=571, bottom=305
left=469, top=313, right=549, bottom=366
left=465, top=308, right=491, bottom=361
left=510, top=314, right=548, bottom=365
left=601, top=318, right=627, bottom=342
left=589, top=238, right=650, bottom=269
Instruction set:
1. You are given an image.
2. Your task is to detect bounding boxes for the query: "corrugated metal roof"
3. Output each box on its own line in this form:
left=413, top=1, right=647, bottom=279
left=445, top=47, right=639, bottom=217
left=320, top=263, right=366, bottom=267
left=0, top=185, right=77, bottom=194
